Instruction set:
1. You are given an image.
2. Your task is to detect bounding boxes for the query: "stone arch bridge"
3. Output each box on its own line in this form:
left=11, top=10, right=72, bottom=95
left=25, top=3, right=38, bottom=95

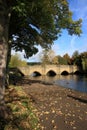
left=18, top=65, right=80, bottom=76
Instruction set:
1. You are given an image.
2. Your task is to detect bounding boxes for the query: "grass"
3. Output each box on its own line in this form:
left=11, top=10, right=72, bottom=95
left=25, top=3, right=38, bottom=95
left=1, top=85, right=40, bottom=130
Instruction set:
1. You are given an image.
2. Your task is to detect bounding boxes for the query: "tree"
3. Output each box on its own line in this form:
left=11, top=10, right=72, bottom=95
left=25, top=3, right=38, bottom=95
left=72, top=50, right=80, bottom=65
left=52, top=56, right=59, bottom=64
left=80, top=52, right=87, bottom=72
left=63, top=53, right=71, bottom=65
left=72, top=50, right=79, bottom=59
left=0, top=0, right=82, bottom=115
left=58, top=55, right=67, bottom=65
left=47, top=50, right=56, bottom=63
left=8, top=0, right=82, bottom=61
left=40, top=49, right=56, bottom=64
left=39, top=49, right=50, bottom=65
left=9, top=54, right=27, bottom=67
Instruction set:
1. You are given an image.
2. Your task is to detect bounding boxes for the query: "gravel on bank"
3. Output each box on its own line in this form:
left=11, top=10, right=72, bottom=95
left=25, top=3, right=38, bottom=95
left=20, top=78, right=87, bottom=130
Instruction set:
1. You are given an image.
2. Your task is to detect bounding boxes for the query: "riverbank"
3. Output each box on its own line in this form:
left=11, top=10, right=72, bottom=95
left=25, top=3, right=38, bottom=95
left=0, top=85, right=39, bottom=130
left=1, top=77, right=87, bottom=130
left=21, top=77, right=87, bottom=130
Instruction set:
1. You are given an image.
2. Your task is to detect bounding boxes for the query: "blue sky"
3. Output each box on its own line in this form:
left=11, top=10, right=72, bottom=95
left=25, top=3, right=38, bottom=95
left=13, top=0, right=87, bottom=62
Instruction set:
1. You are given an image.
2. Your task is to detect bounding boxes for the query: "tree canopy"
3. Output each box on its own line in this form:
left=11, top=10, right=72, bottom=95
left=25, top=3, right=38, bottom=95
left=7, top=0, right=82, bottom=58
left=0, top=0, right=83, bottom=115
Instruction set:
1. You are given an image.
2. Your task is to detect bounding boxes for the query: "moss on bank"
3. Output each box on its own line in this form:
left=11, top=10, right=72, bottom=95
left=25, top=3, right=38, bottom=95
left=1, top=85, right=40, bottom=130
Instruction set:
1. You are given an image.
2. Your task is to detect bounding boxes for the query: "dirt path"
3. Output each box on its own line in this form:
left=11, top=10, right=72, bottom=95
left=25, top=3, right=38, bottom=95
left=20, top=78, right=87, bottom=130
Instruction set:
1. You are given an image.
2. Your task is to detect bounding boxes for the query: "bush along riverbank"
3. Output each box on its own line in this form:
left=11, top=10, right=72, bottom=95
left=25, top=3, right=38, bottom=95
left=0, top=85, right=40, bottom=130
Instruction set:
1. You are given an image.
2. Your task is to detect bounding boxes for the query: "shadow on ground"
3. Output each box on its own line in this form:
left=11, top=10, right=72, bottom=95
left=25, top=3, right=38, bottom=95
left=67, top=95, right=87, bottom=104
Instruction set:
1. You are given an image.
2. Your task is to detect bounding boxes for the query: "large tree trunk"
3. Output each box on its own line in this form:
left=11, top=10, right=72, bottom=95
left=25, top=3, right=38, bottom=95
left=0, top=0, right=9, bottom=118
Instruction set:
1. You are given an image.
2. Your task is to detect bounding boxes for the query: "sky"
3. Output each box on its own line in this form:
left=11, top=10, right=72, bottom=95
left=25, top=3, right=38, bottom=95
left=12, top=0, right=87, bottom=62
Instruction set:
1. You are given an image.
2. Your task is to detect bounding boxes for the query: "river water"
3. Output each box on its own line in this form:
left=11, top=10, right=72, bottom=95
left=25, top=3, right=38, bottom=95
left=30, top=75, right=87, bottom=93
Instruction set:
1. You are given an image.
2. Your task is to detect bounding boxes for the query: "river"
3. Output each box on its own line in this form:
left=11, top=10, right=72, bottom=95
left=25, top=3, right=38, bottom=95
left=30, top=75, right=87, bottom=93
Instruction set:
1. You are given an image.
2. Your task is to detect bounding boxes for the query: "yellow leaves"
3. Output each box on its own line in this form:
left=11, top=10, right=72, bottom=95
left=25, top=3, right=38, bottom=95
left=52, top=110, right=55, bottom=113
left=73, top=126, right=77, bottom=129
left=72, top=114, right=75, bottom=117
left=70, top=121, right=75, bottom=126
left=61, top=0, right=68, bottom=6
left=53, top=125, right=57, bottom=129
left=78, top=116, right=83, bottom=120
left=20, top=121, right=30, bottom=129
left=46, top=117, right=48, bottom=120
left=5, top=85, right=39, bottom=130
left=52, top=119, right=55, bottom=123
left=15, top=86, right=27, bottom=98
left=41, top=126, right=45, bottom=130
left=67, top=113, right=71, bottom=116
left=56, top=110, right=63, bottom=116
left=44, top=111, right=50, bottom=114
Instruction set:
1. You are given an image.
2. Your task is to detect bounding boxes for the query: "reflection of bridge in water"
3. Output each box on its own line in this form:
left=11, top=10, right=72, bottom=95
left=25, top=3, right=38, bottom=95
left=18, top=65, right=80, bottom=76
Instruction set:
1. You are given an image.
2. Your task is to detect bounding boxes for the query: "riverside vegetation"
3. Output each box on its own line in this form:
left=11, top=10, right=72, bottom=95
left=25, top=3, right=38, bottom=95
left=0, top=75, right=87, bottom=130
left=0, top=84, right=40, bottom=130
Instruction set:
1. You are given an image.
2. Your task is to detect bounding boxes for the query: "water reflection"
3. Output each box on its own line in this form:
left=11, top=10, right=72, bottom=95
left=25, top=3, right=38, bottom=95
left=30, top=75, right=87, bottom=93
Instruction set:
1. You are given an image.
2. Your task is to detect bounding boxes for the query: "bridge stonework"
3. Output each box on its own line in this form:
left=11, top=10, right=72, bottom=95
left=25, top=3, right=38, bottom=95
left=18, top=65, right=79, bottom=76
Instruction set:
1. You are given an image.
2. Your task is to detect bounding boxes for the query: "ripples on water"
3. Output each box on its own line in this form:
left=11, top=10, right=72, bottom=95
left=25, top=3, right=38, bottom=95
left=30, top=75, right=87, bottom=93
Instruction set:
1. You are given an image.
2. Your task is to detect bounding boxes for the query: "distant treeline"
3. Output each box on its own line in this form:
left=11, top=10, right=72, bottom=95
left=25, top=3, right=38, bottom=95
left=27, top=50, right=87, bottom=74
left=10, top=51, right=87, bottom=74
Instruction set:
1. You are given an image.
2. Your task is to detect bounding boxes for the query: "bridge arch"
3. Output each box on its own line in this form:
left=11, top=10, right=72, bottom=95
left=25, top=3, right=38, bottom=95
left=61, top=71, right=69, bottom=75
left=31, top=71, right=41, bottom=76
left=74, top=70, right=81, bottom=75
left=46, top=70, right=56, bottom=76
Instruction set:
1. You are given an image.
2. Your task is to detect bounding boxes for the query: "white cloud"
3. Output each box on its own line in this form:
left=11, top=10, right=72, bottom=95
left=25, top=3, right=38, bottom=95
left=11, top=50, right=26, bottom=60
left=69, top=0, right=87, bottom=21
left=69, top=36, right=77, bottom=55
left=11, top=45, right=43, bottom=62
left=28, top=45, right=43, bottom=62
left=52, top=43, right=60, bottom=55
left=70, top=36, right=76, bottom=48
